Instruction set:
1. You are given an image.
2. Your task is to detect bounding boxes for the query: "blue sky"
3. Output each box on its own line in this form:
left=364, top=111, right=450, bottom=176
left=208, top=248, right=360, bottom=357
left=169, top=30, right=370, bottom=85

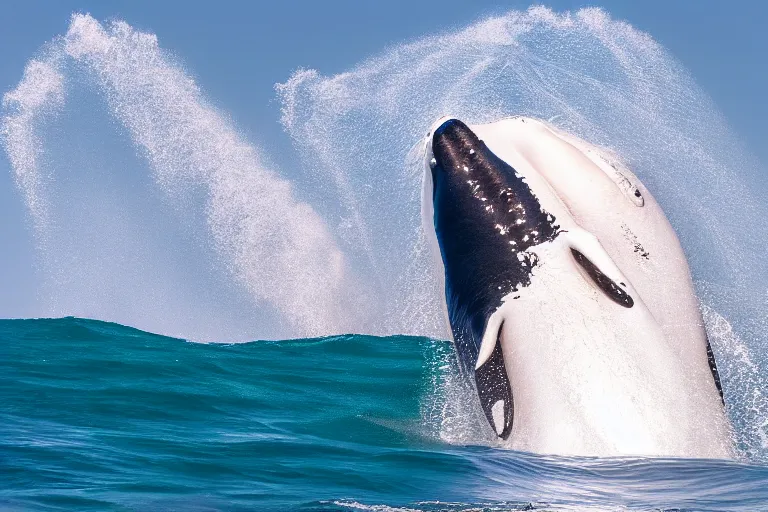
left=4, top=0, right=766, bottom=156
left=1, top=0, right=766, bottom=319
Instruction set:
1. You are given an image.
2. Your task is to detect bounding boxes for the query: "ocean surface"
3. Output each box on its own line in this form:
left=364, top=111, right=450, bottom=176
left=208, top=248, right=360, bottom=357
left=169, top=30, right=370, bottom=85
left=1, top=317, right=767, bottom=511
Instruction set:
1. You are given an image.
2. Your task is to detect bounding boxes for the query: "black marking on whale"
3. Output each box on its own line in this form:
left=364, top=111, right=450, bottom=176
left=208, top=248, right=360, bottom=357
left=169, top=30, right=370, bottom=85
left=475, top=322, right=513, bottom=439
left=571, top=249, right=634, bottom=308
left=430, top=118, right=560, bottom=378
left=706, top=335, right=725, bottom=404
left=621, top=224, right=650, bottom=260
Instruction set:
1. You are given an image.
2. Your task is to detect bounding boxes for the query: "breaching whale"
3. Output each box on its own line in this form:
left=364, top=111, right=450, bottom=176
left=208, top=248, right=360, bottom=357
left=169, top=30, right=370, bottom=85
left=422, top=116, right=733, bottom=458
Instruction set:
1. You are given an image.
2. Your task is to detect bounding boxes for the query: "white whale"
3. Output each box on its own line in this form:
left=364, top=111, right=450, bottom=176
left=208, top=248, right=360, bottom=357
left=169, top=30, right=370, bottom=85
left=422, top=116, right=733, bottom=458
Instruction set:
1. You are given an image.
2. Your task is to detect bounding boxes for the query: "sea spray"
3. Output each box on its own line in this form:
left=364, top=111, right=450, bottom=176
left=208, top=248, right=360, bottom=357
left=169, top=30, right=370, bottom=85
left=1, top=58, right=65, bottom=230
left=2, top=14, right=369, bottom=339
left=277, top=6, right=768, bottom=457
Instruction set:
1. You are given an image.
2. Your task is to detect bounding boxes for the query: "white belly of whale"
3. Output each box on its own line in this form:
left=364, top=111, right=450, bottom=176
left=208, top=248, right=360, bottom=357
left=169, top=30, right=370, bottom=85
left=494, top=239, right=732, bottom=458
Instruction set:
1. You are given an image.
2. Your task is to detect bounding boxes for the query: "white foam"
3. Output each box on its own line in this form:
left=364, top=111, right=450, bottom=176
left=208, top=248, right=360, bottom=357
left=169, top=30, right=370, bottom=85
left=331, top=501, right=422, bottom=512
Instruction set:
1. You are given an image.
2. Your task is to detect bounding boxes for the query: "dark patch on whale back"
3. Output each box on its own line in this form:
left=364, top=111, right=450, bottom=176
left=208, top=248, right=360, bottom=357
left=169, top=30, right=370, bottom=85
left=475, top=322, right=514, bottom=439
left=431, top=119, right=560, bottom=372
left=706, top=335, right=725, bottom=404
left=571, top=249, right=634, bottom=308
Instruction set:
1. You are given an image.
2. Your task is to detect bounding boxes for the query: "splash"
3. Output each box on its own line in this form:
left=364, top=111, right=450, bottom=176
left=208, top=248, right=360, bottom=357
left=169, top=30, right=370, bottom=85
left=702, top=298, right=768, bottom=459
left=277, top=6, right=768, bottom=458
left=1, top=58, right=65, bottom=230
left=2, top=14, right=368, bottom=339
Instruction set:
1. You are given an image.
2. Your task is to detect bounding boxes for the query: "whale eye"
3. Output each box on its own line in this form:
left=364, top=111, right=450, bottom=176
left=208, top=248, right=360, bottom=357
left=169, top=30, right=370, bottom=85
left=616, top=176, right=644, bottom=207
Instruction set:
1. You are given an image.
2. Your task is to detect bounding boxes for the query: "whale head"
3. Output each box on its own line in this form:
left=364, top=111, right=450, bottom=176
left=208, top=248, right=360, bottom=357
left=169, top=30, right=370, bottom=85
left=428, top=118, right=562, bottom=345
left=421, top=116, right=731, bottom=456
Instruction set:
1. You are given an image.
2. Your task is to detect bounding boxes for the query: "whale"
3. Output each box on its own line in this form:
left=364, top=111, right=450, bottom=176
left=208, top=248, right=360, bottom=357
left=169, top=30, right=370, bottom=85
left=421, top=116, right=734, bottom=458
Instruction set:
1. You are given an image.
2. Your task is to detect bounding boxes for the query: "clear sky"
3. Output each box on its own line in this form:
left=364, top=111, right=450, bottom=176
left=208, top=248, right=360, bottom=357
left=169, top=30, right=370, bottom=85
left=1, top=0, right=766, bottom=319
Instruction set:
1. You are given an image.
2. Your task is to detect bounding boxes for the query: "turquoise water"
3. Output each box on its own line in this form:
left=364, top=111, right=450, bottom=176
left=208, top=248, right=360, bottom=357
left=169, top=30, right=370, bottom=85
left=2, top=317, right=767, bottom=511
